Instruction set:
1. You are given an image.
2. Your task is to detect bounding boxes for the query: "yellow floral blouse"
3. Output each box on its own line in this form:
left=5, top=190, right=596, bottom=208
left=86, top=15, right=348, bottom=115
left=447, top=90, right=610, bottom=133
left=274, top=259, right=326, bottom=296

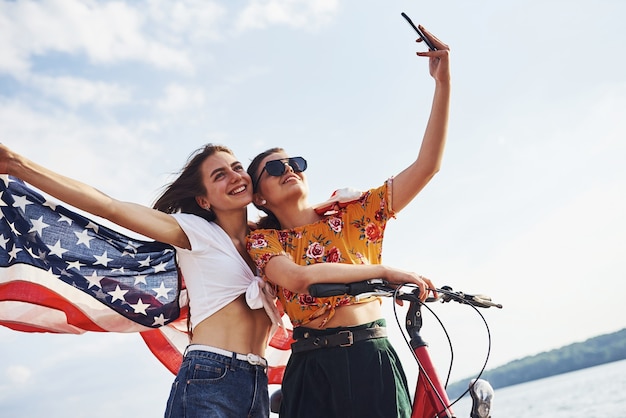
left=247, top=181, right=395, bottom=328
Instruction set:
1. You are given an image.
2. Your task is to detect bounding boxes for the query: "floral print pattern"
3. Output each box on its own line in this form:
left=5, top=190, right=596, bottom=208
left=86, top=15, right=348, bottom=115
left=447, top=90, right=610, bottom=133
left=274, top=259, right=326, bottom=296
left=247, top=182, right=394, bottom=327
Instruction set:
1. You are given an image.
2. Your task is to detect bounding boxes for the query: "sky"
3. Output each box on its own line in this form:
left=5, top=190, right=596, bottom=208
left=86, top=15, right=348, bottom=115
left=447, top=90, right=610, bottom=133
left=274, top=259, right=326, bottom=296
left=0, top=0, right=625, bottom=417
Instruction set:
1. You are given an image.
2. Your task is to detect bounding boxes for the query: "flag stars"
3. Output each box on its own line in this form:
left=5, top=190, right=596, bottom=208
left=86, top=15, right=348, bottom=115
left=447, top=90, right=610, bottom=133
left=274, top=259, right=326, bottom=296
left=2, top=179, right=181, bottom=331
left=26, top=246, right=40, bottom=259
left=138, top=256, right=152, bottom=268
left=58, top=268, right=72, bottom=278
left=134, top=275, right=148, bottom=285
left=43, top=199, right=58, bottom=211
left=47, top=240, right=68, bottom=258
left=8, top=222, right=21, bottom=236
left=152, top=314, right=167, bottom=327
left=121, top=241, right=138, bottom=258
left=66, top=260, right=85, bottom=270
left=12, top=194, right=32, bottom=212
left=121, top=250, right=136, bottom=258
left=130, top=298, right=151, bottom=315
left=86, top=271, right=103, bottom=289
left=8, top=245, right=22, bottom=261
left=108, top=285, right=128, bottom=303
left=153, top=282, right=173, bottom=300
left=0, top=174, right=11, bottom=187
left=85, top=221, right=99, bottom=233
left=74, top=229, right=94, bottom=248
left=93, top=251, right=113, bottom=267
left=34, top=248, right=47, bottom=262
left=125, top=241, right=139, bottom=254
left=57, top=213, right=72, bottom=225
left=0, top=234, right=9, bottom=249
left=28, top=216, right=49, bottom=235
left=153, top=262, right=168, bottom=273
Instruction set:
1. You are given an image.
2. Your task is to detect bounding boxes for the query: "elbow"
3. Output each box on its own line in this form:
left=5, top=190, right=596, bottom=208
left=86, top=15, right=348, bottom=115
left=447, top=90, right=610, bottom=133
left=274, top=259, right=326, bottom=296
left=422, top=165, right=440, bottom=185
left=99, top=201, right=123, bottom=224
left=265, top=259, right=312, bottom=294
left=428, top=158, right=443, bottom=179
left=292, top=271, right=314, bottom=294
left=288, top=265, right=320, bottom=294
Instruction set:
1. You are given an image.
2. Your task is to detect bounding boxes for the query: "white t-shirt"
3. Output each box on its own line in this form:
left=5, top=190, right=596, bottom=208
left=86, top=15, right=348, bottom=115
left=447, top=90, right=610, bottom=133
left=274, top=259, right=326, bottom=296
left=171, top=213, right=279, bottom=331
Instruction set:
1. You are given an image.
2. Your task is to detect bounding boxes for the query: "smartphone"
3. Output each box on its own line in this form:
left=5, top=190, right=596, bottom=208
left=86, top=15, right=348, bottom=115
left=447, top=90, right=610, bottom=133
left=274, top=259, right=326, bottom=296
left=401, top=12, right=437, bottom=51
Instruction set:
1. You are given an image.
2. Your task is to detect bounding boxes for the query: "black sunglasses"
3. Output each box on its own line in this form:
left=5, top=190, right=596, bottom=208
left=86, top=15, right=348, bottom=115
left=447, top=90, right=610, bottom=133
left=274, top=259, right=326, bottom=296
left=253, top=157, right=308, bottom=190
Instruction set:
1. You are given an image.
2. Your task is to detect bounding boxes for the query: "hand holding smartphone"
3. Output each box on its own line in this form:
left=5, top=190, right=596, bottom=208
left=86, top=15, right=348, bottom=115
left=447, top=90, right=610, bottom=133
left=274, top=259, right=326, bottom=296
left=401, top=12, right=437, bottom=51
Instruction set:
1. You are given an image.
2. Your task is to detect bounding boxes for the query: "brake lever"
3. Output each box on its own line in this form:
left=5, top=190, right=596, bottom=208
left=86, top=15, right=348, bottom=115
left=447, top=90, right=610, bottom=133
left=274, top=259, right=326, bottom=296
left=469, top=294, right=503, bottom=309
left=438, top=286, right=503, bottom=309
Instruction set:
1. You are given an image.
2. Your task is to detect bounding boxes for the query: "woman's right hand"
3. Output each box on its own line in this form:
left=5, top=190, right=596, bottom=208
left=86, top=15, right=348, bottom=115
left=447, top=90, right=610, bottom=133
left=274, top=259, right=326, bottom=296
left=383, top=266, right=438, bottom=302
left=415, top=26, right=450, bottom=84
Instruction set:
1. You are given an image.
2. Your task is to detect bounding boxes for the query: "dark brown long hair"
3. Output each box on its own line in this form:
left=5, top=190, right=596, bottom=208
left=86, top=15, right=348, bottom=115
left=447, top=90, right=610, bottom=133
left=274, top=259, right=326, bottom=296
left=247, top=147, right=284, bottom=230
left=153, top=144, right=234, bottom=221
left=152, top=143, right=234, bottom=338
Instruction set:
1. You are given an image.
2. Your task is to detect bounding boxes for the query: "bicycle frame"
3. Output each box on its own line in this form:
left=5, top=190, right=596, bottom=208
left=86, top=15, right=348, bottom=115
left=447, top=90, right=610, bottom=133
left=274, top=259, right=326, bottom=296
left=297, top=280, right=500, bottom=418
left=405, top=292, right=455, bottom=417
left=400, top=284, right=496, bottom=418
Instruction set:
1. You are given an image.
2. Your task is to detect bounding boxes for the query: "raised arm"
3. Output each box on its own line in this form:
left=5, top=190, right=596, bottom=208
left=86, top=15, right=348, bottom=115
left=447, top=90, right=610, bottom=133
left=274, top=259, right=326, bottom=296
left=0, top=144, right=190, bottom=249
left=392, top=26, right=451, bottom=213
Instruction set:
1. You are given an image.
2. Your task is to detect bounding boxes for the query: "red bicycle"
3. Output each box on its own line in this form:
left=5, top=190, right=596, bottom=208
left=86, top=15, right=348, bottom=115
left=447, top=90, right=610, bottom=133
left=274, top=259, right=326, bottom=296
left=304, top=279, right=503, bottom=418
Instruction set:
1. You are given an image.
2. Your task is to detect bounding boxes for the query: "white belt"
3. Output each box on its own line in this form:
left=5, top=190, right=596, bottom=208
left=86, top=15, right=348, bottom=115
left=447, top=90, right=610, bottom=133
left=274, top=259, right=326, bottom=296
left=186, top=344, right=268, bottom=367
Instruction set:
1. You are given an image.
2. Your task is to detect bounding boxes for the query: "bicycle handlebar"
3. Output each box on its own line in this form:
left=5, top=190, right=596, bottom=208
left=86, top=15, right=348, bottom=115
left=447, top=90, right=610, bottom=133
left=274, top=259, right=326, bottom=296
left=308, top=279, right=503, bottom=309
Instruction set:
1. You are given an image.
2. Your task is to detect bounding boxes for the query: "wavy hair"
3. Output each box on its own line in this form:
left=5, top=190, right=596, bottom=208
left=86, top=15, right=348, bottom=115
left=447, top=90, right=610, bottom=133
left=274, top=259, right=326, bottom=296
left=152, top=143, right=234, bottom=339
left=152, top=144, right=234, bottom=221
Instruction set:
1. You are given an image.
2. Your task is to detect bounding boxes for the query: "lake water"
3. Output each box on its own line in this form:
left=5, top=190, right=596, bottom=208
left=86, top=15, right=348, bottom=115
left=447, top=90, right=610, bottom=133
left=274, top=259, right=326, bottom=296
left=450, top=358, right=626, bottom=417
left=269, top=359, right=626, bottom=417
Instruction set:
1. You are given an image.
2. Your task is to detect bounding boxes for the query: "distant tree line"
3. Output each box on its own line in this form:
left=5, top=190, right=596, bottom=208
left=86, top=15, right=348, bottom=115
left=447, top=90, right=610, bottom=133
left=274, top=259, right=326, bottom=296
left=446, top=327, right=626, bottom=398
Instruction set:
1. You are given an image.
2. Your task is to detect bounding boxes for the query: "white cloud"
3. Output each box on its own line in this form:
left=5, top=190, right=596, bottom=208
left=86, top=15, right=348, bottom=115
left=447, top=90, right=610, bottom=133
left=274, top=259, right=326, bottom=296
left=235, top=0, right=339, bottom=32
left=0, top=98, right=169, bottom=205
left=28, top=74, right=132, bottom=108
left=0, top=0, right=194, bottom=77
left=5, top=365, right=32, bottom=385
left=0, top=365, right=32, bottom=402
left=156, top=83, right=205, bottom=112
left=146, top=0, right=227, bottom=43
left=222, top=65, right=271, bottom=85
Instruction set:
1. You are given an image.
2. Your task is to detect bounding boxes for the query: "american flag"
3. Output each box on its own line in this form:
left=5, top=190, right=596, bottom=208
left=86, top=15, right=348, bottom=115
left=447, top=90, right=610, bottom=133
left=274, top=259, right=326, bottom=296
left=0, top=175, right=291, bottom=384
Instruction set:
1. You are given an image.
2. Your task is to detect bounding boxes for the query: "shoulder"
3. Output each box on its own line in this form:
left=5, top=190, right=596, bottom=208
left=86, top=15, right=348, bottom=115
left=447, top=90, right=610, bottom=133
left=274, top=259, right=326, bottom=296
left=171, top=212, right=213, bottom=227
left=170, top=213, right=221, bottom=241
left=340, top=181, right=394, bottom=223
left=248, top=228, right=282, bottom=244
left=340, top=182, right=389, bottom=210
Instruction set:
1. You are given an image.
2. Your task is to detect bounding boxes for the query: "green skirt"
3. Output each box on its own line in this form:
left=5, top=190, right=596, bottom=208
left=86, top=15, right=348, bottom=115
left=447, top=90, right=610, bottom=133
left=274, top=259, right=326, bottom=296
left=280, top=319, right=412, bottom=418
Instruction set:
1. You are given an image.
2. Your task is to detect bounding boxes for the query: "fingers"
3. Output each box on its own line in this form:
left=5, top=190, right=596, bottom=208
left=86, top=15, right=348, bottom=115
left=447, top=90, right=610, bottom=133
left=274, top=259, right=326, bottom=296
left=417, top=25, right=450, bottom=51
left=417, top=274, right=436, bottom=301
left=387, top=268, right=436, bottom=301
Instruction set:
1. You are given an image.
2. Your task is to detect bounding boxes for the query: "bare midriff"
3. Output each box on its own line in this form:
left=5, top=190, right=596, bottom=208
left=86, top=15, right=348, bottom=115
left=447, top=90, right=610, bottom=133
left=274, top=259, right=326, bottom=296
left=304, top=299, right=383, bottom=329
left=190, top=294, right=272, bottom=357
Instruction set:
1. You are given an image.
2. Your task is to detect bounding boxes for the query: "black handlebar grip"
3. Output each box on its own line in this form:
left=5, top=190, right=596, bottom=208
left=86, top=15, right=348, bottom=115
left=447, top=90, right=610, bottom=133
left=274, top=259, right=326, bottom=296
left=308, top=283, right=350, bottom=297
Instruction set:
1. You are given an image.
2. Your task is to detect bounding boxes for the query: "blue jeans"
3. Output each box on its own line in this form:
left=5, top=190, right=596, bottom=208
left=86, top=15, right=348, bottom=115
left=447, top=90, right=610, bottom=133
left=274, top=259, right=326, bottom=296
left=164, top=349, right=269, bottom=418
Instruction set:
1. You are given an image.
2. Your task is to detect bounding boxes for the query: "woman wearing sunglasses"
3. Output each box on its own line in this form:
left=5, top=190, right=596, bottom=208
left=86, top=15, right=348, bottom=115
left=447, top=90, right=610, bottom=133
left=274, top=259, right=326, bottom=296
left=246, top=26, right=450, bottom=418
left=0, top=143, right=276, bottom=417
